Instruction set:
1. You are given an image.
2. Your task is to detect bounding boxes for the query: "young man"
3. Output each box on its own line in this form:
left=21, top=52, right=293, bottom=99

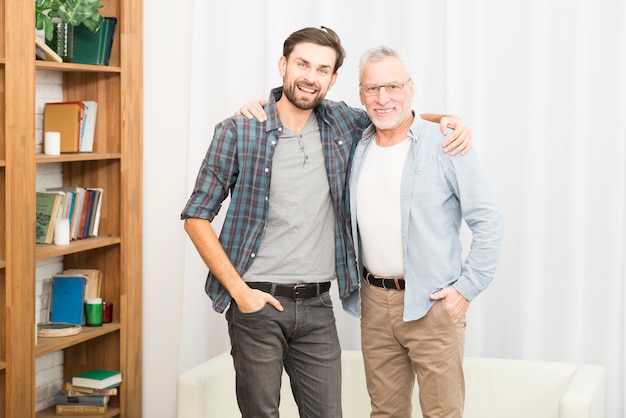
left=349, top=46, right=504, bottom=417
left=182, top=27, right=470, bottom=418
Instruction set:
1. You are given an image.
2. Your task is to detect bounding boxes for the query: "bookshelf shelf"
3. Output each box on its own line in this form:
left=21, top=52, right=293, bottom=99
left=1, top=0, right=143, bottom=416
left=36, top=323, right=121, bottom=358
left=36, top=237, right=121, bottom=260
left=36, top=152, right=121, bottom=164
left=36, top=61, right=122, bottom=74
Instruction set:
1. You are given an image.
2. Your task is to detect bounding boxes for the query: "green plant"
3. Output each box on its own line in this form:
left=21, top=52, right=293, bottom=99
left=36, top=0, right=104, bottom=41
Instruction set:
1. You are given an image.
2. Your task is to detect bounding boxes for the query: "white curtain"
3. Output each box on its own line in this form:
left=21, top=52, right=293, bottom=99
left=181, top=1, right=626, bottom=416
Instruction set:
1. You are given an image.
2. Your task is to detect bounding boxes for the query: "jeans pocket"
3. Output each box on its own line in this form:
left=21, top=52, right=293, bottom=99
left=233, top=300, right=270, bottom=317
left=319, top=291, right=333, bottom=308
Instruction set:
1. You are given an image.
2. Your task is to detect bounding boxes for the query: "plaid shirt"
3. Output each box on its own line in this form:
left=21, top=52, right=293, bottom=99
left=181, top=87, right=370, bottom=313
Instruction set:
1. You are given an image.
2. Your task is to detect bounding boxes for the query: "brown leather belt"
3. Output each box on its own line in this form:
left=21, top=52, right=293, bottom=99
left=363, top=268, right=405, bottom=290
left=247, top=282, right=331, bottom=300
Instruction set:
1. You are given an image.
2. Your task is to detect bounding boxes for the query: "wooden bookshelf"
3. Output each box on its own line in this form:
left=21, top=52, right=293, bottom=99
left=1, top=0, right=143, bottom=416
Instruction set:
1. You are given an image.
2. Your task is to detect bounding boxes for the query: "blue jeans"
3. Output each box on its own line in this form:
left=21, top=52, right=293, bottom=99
left=226, top=291, right=342, bottom=418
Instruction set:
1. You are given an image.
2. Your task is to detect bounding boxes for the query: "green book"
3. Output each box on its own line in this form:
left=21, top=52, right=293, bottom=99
left=72, top=18, right=113, bottom=65
left=72, top=369, right=122, bottom=390
left=35, top=191, right=64, bottom=244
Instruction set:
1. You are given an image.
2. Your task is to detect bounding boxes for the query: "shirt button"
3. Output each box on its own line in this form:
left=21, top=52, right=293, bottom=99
left=251, top=253, right=256, bottom=258
left=338, top=140, right=343, bottom=145
left=278, top=127, right=283, bottom=132
left=271, top=140, right=277, bottom=145
left=265, top=168, right=269, bottom=173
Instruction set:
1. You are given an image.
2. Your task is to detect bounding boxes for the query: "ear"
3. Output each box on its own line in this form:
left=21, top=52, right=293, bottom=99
left=278, top=56, right=287, bottom=77
left=408, top=79, right=415, bottom=102
left=327, top=71, right=338, bottom=91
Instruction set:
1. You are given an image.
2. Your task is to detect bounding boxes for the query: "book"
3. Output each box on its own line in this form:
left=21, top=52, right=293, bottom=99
left=73, top=18, right=116, bottom=65
left=62, top=269, right=102, bottom=300
left=86, top=187, right=104, bottom=237
left=78, top=189, right=95, bottom=239
left=103, top=17, right=118, bottom=65
left=58, top=189, right=75, bottom=220
left=50, top=275, right=87, bottom=325
left=43, top=101, right=85, bottom=153
left=62, top=382, right=118, bottom=397
left=80, top=101, right=98, bottom=152
left=35, top=191, right=64, bottom=244
left=72, top=369, right=122, bottom=390
left=55, top=404, right=107, bottom=415
left=45, top=186, right=87, bottom=240
left=54, top=390, right=110, bottom=406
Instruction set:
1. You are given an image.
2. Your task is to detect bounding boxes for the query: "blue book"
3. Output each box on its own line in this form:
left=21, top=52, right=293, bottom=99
left=54, top=390, right=110, bottom=406
left=50, top=275, right=87, bottom=325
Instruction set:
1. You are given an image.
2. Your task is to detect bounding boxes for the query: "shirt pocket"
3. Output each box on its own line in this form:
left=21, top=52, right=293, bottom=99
left=409, top=164, right=442, bottom=201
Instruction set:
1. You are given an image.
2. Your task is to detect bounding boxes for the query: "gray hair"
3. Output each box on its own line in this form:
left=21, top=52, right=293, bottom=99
left=358, top=45, right=412, bottom=82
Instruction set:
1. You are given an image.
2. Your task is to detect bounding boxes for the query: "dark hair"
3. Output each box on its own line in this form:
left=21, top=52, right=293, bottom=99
left=282, top=26, right=345, bottom=73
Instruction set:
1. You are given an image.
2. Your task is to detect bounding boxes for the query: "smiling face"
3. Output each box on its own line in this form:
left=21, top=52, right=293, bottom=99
left=359, top=55, right=414, bottom=132
left=279, top=42, right=338, bottom=111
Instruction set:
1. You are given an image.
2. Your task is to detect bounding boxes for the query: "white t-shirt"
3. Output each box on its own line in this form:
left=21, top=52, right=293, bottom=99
left=356, top=138, right=410, bottom=277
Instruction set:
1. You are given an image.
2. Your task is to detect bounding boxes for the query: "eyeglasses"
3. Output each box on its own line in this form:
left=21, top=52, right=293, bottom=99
left=360, top=79, right=411, bottom=96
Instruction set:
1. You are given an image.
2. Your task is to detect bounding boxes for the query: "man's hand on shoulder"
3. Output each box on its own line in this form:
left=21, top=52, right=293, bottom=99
left=440, top=115, right=472, bottom=156
left=235, top=100, right=268, bottom=122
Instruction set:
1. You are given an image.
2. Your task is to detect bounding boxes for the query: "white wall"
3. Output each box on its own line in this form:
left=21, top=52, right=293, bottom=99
left=142, top=0, right=194, bottom=417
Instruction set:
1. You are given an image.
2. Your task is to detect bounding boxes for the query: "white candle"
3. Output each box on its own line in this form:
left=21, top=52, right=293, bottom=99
left=54, top=218, right=70, bottom=245
left=44, top=131, right=61, bottom=155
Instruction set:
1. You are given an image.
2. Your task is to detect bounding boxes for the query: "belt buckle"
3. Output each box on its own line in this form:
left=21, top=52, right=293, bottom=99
left=292, top=283, right=308, bottom=300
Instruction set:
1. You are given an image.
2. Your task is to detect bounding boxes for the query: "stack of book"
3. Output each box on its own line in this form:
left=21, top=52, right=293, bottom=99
left=54, top=369, right=122, bottom=415
left=43, top=100, right=98, bottom=153
left=37, top=186, right=104, bottom=242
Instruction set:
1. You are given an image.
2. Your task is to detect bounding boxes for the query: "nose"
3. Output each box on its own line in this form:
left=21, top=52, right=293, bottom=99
left=375, top=86, right=392, bottom=102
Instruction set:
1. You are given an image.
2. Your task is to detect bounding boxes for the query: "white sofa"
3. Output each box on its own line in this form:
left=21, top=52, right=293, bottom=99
left=177, top=350, right=605, bottom=418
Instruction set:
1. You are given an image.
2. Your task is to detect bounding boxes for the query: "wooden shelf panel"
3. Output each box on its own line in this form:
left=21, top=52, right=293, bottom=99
left=36, top=61, right=121, bottom=74
left=36, top=153, right=121, bottom=164
left=37, top=404, right=120, bottom=417
left=36, top=322, right=121, bottom=357
left=36, top=237, right=121, bottom=260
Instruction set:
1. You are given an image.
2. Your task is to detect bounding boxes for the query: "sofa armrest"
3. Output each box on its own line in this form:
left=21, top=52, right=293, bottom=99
left=177, top=352, right=238, bottom=418
left=559, top=364, right=605, bottom=418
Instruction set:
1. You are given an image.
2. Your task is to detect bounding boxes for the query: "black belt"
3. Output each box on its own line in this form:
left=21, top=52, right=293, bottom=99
left=363, top=268, right=405, bottom=290
left=247, top=282, right=331, bottom=300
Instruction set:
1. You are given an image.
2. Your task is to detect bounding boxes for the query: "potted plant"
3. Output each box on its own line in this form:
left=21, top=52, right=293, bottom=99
left=35, top=0, right=104, bottom=61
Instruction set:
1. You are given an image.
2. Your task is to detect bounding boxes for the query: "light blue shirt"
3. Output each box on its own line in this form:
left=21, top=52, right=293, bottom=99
left=346, top=115, right=504, bottom=321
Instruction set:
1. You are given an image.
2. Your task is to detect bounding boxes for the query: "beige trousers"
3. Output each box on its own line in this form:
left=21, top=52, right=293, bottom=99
left=360, top=279, right=466, bottom=418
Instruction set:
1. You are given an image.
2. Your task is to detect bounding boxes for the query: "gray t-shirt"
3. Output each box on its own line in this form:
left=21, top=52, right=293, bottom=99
left=244, top=114, right=336, bottom=284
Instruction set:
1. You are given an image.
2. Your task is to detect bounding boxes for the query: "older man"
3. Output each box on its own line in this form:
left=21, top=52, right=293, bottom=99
left=349, top=46, right=504, bottom=418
